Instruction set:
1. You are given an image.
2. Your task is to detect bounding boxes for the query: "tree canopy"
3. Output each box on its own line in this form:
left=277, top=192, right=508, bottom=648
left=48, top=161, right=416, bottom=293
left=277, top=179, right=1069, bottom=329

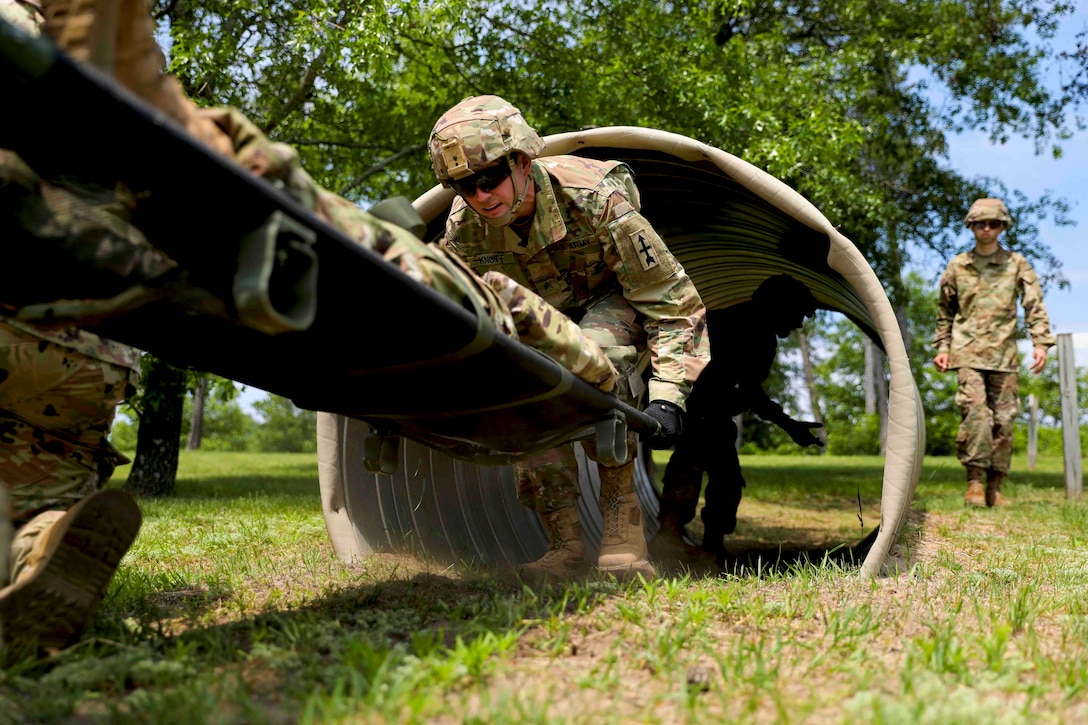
left=156, top=0, right=1083, bottom=282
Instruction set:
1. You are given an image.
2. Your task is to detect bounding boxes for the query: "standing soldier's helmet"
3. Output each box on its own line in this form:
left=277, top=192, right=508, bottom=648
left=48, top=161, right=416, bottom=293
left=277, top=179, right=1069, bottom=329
left=965, top=198, right=1012, bottom=227
left=429, top=95, right=546, bottom=185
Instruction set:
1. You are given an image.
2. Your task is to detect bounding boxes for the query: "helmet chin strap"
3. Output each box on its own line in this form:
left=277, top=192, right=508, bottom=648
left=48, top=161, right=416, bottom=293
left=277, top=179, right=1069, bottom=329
left=481, top=158, right=533, bottom=228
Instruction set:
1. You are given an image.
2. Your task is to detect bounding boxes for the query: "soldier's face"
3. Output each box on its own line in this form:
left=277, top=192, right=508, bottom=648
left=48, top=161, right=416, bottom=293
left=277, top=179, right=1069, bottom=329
left=970, top=219, right=1004, bottom=245
left=461, top=156, right=532, bottom=222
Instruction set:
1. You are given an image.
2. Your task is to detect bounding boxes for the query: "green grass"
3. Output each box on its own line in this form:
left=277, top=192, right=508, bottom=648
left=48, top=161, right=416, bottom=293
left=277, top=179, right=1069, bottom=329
left=2, top=451, right=1087, bottom=723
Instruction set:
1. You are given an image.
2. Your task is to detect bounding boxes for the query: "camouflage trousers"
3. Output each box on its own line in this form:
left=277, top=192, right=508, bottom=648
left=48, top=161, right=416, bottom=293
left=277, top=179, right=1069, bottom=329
left=660, top=415, right=743, bottom=539
left=0, top=320, right=138, bottom=586
left=955, top=367, right=1019, bottom=473
left=514, top=293, right=646, bottom=513
left=0, top=320, right=136, bottom=519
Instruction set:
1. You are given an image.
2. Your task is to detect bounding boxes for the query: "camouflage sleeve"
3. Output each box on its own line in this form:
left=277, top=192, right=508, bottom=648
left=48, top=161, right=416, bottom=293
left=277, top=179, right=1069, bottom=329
left=1016, top=255, right=1055, bottom=349
left=596, top=170, right=710, bottom=409
left=933, top=261, right=958, bottom=354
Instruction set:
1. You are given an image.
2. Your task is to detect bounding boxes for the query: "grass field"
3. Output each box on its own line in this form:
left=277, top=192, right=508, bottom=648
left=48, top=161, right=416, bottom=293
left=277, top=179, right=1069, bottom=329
left=2, top=451, right=1086, bottom=724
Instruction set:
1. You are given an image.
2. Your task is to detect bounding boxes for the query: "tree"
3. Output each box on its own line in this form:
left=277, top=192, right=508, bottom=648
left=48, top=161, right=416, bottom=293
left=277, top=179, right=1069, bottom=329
left=251, top=395, right=318, bottom=453
left=810, top=273, right=963, bottom=455
left=1016, top=354, right=1088, bottom=456
left=152, top=0, right=1085, bottom=261
left=121, top=358, right=249, bottom=495
left=179, top=378, right=256, bottom=451
left=186, top=375, right=207, bottom=450
left=123, top=355, right=187, bottom=496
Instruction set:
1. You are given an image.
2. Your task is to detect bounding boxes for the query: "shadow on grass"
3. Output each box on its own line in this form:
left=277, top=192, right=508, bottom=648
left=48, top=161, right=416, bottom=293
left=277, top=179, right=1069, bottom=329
left=3, top=564, right=612, bottom=683
left=717, top=526, right=881, bottom=577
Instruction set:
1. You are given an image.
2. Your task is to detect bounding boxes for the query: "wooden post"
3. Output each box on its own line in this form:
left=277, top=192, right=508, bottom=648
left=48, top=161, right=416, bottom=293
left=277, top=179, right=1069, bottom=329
left=1026, top=393, right=1038, bottom=472
left=1057, top=334, right=1083, bottom=499
left=734, top=414, right=744, bottom=452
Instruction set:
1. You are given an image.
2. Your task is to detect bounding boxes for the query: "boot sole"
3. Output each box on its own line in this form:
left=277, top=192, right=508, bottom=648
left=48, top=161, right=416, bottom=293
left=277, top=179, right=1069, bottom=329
left=597, top=559, right=656, bottom=579
left=0, top=489, right=141, bottom=650
left=516, top=561, right=591, bottom=585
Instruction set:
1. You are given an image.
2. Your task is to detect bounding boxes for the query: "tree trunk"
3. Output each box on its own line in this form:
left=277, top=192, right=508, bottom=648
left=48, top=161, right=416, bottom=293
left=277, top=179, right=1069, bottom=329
left=798, top=329, right=827, bottom=450
left=875, top=349, right=889, bottom=455
left=187, top=376, right=207, bottom=450
left=124, top=357, right=186, bottom=496
left=863, top=337, right=877, bottom=415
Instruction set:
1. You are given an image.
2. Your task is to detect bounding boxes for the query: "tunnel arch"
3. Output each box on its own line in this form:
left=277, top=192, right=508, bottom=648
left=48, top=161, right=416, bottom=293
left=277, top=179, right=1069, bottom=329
left=319, top=127, right=924, bottom=578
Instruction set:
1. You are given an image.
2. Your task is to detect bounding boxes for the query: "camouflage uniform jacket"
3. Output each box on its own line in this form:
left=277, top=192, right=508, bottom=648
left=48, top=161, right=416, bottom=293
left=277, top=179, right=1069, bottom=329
left=934, top=246, right=1055, bottom=372
left=1, top=318, right=141, bottom=373
left=440, top=157, right=709, bottom=407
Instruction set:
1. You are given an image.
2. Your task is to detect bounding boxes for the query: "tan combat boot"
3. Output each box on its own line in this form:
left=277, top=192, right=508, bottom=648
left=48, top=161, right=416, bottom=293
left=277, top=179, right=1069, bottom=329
left=986, top=469, right=1010, bottom=507
left=0, top=489, right=141, bottom=650
left=597, top=461, right=655, bottom=578
left=964, top=465, right=986, bottom=508
left=517, top=506, right=588, bottom=584
left=41, top=0, right=233, bottom=155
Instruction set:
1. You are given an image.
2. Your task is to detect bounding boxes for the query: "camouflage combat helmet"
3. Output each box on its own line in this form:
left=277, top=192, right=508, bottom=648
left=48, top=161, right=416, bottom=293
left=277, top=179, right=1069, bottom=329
left=965, top=198, right=1012, bottom=227
left=429, top=95, right=545, bottom=183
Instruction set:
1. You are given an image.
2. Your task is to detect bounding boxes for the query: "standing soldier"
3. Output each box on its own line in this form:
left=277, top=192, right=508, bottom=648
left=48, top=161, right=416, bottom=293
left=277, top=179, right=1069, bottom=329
left=933, top=198, right=1055, bottom=507
left=429, top=96, right=711, bottom=580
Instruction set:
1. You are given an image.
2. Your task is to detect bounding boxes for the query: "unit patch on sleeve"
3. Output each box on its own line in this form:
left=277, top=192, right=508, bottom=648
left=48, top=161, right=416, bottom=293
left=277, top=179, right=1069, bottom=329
left=607, top=213, right=678, bottom=286
left=631, top=229, right=658, bottom=272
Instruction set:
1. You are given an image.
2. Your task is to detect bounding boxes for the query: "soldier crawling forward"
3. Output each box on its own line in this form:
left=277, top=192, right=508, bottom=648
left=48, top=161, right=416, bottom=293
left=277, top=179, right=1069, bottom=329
left=933, top=198, right=1054, bottom=508
left=429, top=96, right=710, bottom=581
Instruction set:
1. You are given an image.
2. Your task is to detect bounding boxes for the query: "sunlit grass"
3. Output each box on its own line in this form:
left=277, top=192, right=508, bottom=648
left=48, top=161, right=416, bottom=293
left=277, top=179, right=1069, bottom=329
left=2, top=451, right=1086, bottom=724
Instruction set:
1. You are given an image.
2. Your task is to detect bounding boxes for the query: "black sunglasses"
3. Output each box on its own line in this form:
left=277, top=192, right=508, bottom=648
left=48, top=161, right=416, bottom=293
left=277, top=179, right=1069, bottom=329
left=971, top=220, right=1004, bottom=230
left=449, top=163, right=512, bottom=197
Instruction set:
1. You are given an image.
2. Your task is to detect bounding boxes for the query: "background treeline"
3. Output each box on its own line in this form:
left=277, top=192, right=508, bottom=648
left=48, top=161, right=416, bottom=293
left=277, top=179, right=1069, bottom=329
left=111, top=384, right=317, bottom=454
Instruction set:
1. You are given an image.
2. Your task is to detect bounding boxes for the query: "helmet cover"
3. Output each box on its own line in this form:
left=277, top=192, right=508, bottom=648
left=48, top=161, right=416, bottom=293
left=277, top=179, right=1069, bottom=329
left=429, top=95, right=545, bottom=184
left=965, top=198, right=1012, bottom=227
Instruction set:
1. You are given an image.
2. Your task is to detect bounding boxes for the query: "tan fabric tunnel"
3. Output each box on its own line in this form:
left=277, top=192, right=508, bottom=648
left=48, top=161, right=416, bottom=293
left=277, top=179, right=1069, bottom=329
left=318, top=127, right=925, bottom=578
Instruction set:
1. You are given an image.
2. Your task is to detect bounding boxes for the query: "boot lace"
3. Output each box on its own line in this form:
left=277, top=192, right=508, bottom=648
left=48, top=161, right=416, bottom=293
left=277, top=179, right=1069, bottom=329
left=546, top=519, right=570, bottom=553
left=603, top=489, right=625, bottom=539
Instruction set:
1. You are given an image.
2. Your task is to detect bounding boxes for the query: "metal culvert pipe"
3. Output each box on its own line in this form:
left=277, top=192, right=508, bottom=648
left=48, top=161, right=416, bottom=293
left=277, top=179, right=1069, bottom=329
left=319, top=127, right=924, bottom=578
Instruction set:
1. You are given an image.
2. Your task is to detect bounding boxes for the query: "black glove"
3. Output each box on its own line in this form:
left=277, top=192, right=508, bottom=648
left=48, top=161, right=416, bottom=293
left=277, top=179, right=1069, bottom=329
left=643, top=400, right=683, bottom=449
left=783, top=419, right=825, bottom=447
